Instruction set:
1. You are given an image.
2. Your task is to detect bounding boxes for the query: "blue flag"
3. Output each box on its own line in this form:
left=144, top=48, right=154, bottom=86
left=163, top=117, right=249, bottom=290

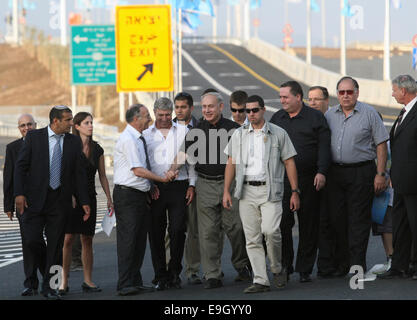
left=250, top=0, right=261, bottom=10
left=197, top=0, right=214, bottom=16
left=341, top=0, right=353, bottom=17
left=413, top=48, right=417, bottom=71
left=311, top=0, right=319, bottom=12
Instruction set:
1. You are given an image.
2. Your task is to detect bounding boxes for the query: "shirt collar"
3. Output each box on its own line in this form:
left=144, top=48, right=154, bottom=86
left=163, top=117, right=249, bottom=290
left=248, top=121, right=267, bottom=133
left=126, top=123, right=141, bottom=140
left=149, top=121, right=176, bottom=132
left=336, top=101, right=362, bottom=113
left=48, top=125, right=64, bottom=138
left=405, top=95, right=417, bottom=112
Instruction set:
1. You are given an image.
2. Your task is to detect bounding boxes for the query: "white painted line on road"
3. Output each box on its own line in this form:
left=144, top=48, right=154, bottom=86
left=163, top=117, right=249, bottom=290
left=205, top=59, right=228, bottom=64
left=182, top=72, right=191, bottom=77
left=234, top=85, right=261, bottom=90
left=182, top=49, right=277, bottom=113
left=193, top=50, right=214, bottom=54
left=218, top=72, right=245, bottom=77
left=183, top=86, right=203, bottom=91
left=0, top=257, right=22, bottom=268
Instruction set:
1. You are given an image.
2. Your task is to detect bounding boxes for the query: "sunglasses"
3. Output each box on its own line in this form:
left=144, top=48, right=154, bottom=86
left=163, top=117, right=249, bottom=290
left=231, top=107, right=245, bottom=113
left=245, top=108, right=261, bottom=114
left=338, top=90, right=355, bottom=96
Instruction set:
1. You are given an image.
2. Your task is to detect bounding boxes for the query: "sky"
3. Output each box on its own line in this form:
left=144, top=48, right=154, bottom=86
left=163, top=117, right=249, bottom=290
left=0, top=0, right=416, bottom=48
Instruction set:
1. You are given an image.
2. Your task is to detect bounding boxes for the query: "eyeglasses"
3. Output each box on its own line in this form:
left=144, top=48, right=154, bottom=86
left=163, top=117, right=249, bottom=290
left=18, top=122, right=34, bottom=128
left=245, top=108, right=261, bottom=114
left=308, top=98, right=326, bottom=102
left=338, top=90, right=355, bottom=96
left=231, top=107, right=245, bottom=113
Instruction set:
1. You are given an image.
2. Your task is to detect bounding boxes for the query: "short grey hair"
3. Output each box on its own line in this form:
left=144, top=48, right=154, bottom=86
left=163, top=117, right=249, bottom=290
left=392, top=75, right=417, bottom=94
left=18, top=113, right=35, bottom=124
left=125, top=104, right=146, bottom=123
left=201, top=91, right=224, bottom=105
left=153, top=97, right=173, bottom=112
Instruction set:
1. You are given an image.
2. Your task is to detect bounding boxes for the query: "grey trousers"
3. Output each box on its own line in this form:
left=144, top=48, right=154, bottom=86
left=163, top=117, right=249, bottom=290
left=196, top=177, right=249, bottom=280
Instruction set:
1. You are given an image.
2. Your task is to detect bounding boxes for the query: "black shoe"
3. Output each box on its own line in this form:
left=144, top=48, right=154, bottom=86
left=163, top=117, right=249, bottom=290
left=204, top=278, right=222, bottom=289
left=151, top=278, right=158, bottom=285
left=21, top=288, right=38, bottom=296
left=154, top=280, right=169, bottom=291
left=117, top=286, right=140, bottom=296
left=58, top=286, right=69, bottom=295
left=243, top=283, right=270, bottom=294
left=273, top=268, right=288, bottom=288
left=136, top=285, right=155, bottom=293
left=187, top=274, right=202, bottom=285
left=82, top=282, right=102, bottom=293
left=234, top=265, right=252, bottom=282
left=299, top=272, right=312, bottom=283
left=377, top=269, right=409, bottom=280
left=43, top=290, right=61, bottom=300
left=170, top=275, right=182, bottom=289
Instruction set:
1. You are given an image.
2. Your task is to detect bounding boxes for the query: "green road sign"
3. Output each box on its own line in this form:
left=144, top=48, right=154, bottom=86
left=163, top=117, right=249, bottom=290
left=70, top=25, right=116, bottom=85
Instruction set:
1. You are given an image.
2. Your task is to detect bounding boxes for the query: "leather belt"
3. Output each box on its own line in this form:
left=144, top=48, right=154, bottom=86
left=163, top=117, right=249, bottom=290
left=197, top=173, right=224, bottom=181
left=244, top=181, right=266, bottom=186
left=332, top=160, right=374, bottom=168
left=115, top=184, right=146, bottom=193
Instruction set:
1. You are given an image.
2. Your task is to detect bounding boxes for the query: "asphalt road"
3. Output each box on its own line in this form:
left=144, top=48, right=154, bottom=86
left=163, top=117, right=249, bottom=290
left=0, top=45, right=413, bottom=305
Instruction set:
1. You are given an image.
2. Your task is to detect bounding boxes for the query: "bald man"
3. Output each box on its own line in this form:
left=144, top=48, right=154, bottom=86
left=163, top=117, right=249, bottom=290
left=3, top=114, right=46, bottom=296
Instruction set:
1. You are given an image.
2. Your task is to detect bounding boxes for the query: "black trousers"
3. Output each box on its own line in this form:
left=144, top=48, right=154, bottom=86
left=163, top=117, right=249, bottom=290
left=17, top=211, right=46, bottom=290
left=327, top=162, right=375, bottom=272
left=391, top=192, right=417, bottom=271
left=281, top=175, right=320, bottom=274
left=21, top=188, right=67, bottom=293
left=149, top=180, right=188, bottom=281
left=316, top=186, right=336, bottom=274
left=113, top=185, right=150, bottom=291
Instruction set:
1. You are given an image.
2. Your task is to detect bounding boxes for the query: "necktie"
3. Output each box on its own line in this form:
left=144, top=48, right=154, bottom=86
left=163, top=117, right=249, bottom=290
left=50, top=135, right=62, bottom=189
left=394, top=108, right=406, bottom=135
left=139, top=136, right=152, bottom=171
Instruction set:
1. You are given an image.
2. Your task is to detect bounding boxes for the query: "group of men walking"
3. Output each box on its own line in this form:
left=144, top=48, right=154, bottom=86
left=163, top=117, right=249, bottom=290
left=4, top=73, right=417, bottom=297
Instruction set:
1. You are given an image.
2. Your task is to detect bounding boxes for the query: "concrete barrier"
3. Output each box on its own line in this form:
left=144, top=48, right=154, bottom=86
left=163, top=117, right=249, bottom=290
left=245, top=38, right=400, bottom=109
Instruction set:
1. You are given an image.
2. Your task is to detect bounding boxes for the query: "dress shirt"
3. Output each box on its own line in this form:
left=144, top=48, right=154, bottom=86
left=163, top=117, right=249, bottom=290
left=270, top=104, right=331, bottom=176
left=47, top=126, right=64, bottom=164
left=113, top=124, right=151, bottom=192
left=185, top=115, right=239, bottom=176
left=143, top=121, right=196, bottom=186
left=230, top=115, right=249, bottom=126
left=400, top=95, right=417, bottom=123
left=325, top=101, right=389, bottom=164
left=244, top=123, right=267, bottom=181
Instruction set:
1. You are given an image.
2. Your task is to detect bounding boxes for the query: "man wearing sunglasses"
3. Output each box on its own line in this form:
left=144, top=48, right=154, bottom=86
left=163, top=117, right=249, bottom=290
left=3, top=114, right=46, bottom=297
left=223, top=95, right=299, bottom=293
left=325, top=76, right=388, bottom=277
left=230, top=90, right=249, bottom=126
left=270, top=81, right=331, bottom=283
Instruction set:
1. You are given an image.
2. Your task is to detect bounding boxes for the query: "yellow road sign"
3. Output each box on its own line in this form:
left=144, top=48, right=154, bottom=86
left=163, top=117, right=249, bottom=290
left=115, top=5, right=173, bottom=92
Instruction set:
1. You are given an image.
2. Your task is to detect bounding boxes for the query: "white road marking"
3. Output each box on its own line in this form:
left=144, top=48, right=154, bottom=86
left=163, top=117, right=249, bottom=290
left=182, top=72, right=191, bottom=77
left=205, top=59, right=228, bottom=64
left=193, top=50, right=214, bottom=54
left=183, top=86, right=203, bottom=91
left=234, top=85, right=261, bottom=90
left=182, top=49, right=277, bottom=113
left=218, top=72, right=245, bottom=77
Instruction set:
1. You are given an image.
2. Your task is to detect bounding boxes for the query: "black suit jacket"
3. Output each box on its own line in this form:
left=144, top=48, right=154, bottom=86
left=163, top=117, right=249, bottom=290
left=13, top=127, right=90, bottom=213
left=390, top=100, right=417, bottom=195
left=3, top=138, right=23, bottom=213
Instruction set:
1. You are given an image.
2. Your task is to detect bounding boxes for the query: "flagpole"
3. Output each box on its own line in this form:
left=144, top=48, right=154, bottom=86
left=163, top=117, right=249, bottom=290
left=178, top=8, right=183, bottom=93
left=383, top=0, right=391, bottom=81
left=340, top=0, right=346, bottom=75
left=235, top=2, right=241, bottom=39
left=60, top=0, right=67, bottom=46
left=321, top=0, right=326, bottom=47
left=306, top=0, right=312, bottom=64
left=212, top=3, right=217, bottom=43
left=243, top=0, right=250, bottom=43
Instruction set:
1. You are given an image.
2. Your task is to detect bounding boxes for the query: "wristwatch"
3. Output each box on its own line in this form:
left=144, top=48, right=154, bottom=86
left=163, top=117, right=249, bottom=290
left=291, top=188, right=301, bottom=195
left=376, top=172, right=386, bottom=177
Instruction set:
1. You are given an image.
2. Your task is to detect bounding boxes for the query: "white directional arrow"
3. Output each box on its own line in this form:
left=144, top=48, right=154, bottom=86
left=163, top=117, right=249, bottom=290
left=73, top=35, right=88, bottom=44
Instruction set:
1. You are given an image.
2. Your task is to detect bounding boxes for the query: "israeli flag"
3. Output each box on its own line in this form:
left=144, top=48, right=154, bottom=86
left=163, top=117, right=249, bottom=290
left=413, top=48, right=417, bottom=71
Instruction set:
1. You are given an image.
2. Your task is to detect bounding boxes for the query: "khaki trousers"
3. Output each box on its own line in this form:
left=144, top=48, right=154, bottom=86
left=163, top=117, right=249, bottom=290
left=184, top=197, right=201, bottom=277
left=196, top=177, right=249, bottom=280
left=239, top=185, right=283, bottom=286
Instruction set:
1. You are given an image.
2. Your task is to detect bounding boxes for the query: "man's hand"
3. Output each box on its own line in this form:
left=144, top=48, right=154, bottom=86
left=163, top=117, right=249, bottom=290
left=314, top=173, right=326, bottom=191
left=290, top=193, right=300, bottom=212
left=151, top=185, right=160, bottom=200
left=222, top=191, right=233, bottom=210
left=15, top=195, right=27, bottom=215
left=82, top=205, right=91, bottom=222
left=374, top=174, right=386, bottom=195
left=164, top=170, right=179, bottom=182
left=6, top=212, right=13, bottom=221
left=72, top=196, right=77, bottom=209
left=185, top=186, right=195, bottom=206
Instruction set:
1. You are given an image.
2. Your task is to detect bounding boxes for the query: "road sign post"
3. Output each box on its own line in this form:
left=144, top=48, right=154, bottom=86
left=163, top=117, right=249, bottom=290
left=115, top=5, right=173, bottom=92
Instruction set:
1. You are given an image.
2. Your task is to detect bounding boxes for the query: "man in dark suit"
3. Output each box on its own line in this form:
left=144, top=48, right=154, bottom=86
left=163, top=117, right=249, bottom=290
left=14, top=106, right=90, bottom=299
left=3, top=114, right=47, bottom=296
left=378, top=75, right=417, bottom=280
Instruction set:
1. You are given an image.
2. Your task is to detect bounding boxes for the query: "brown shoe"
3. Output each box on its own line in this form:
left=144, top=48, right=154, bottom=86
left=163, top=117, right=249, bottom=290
left=273, top=268, right=288, bottom=288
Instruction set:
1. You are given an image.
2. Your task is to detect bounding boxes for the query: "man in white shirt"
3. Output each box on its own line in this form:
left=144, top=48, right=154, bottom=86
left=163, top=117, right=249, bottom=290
left=113, top=104, right=176, bottom=296
left=143, top=97, right=196, bottom=291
